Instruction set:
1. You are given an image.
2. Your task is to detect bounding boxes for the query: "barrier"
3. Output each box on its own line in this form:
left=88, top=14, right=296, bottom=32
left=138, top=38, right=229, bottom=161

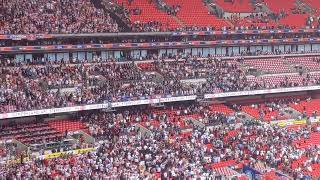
left=1, top=28, right=319, bottom=40
left=0, top=85, right=319, bottom=120
left=2, top=38, right=320, bottom=52
left=42, top=147, right=95, bottom=160
left=205, top=86, right=320, bottom=99
left=274, top=119, right=307, bottom=127
left=0, top=95, right=197, bottom=120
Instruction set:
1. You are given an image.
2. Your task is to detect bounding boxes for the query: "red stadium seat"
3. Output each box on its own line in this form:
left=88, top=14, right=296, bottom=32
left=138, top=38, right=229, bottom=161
left=215, top=0, right=255, bottom=13
left=164, top=0, right=229, bottom=28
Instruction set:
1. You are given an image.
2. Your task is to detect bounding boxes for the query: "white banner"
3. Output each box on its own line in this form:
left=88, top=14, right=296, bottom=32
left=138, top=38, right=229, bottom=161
left=0, top=95, right=197, bottom=120
left=0, top=84, right=318, bottom=120
left=204, top=86, right=320, bottom=99
left=160, top=95, right=197, bottom=103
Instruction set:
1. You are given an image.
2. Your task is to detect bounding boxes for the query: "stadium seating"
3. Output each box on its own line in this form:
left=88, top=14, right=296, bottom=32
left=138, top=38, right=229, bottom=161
left=215, top=0, right=255, bottom=13
left=261, top=170, right=277, bottom=180
left=263, top=0, right=308, bottom=28
left=117, top=0, right=181, bottom=30
left=241, top=103, right=288, bottom=121
left=137, top=109, right=196, bottom=129
left=278, top=14, right=308, bottom=28
left=0, top=0, right=318, bottom=34
left=0, top=122, right=63, bottom=144
left=264, top=0, right=296, bottom=13
left=290, top=99, right=320, bottom=116
left=304, top=0, right=320, bottom=10
left=138, top=62, right=156, bottom=71
left=293, top=132, right=320, bottom=149
left=308, top=164, right=320, bottom=177
left=213, top=167, right=240, bottom=177
left=48, top=120, right=89, bottom=134
left=224, top=129, right=238, bottom=140
left=208, top=104, right=234, bottom=115
left=243, top=58, right=292, bottom=73
left=3, top=0, right=320, bottom=179
left=247, top=72, right=320, bottom=87
left=234, top=17, right=277, bottom=28
left=286, top=57, right=320, bottom=72
left=164, top=0, right=229, bottom=28
left=291, top=156, right=308, bottom=169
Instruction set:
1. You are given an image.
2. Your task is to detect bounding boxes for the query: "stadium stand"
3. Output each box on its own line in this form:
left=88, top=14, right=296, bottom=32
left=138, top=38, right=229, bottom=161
left=2, top=0, right=320, bottom=179
left=116, top=0, right=181, bottom=31
left=264, top=0, right=296, bottom=13
left=48, top=120, right=88, bottom=134
left=242, top=58, right=293, bottom=74
left=286, top=57, right=320, bottom=72
left=215, top=0, right=255, bottom=13
left=1, top=0, right=320, bottom=34
left=0, top=122, right=64, bottom=144
left=163, top=0, right=229, bottom=28
left=0, top=0, right=119, bottom=34
left=278, top=14, right=309, bottom=28
left=241, top=103, right=288, bottom=121
left=290, top=98, right=320, bottom=116
left=0, top=57, right=320, bottom=113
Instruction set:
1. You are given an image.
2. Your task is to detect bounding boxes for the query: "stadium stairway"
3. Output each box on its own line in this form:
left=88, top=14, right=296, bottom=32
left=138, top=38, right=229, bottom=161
left=282, top=107, right=303, bottom=119
left=163, top=0, right=229, bottom=28
left=100, top=0, right=132, bottom=31
left=153, top=0, right=186, bottom=27
left=134, top=123, right=152, bottom=138
left=117, top=0, right=181, bottom=30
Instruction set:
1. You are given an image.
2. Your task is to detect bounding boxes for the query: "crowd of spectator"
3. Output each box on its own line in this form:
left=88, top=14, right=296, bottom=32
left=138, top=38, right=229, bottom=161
left=229, top=13, right=277, bottom=30
left=0, top=58, right=199, bottom=113
left=131, top=21, right=165, bottom=32
left=1, top=55, right=320, bottom=113
left=144, top=57, right=320, bottom=94
left=1, top=104, right=320, bottom=179
left=0, top=0, right=119, bottom=34
left=2, top=0, right=320, bottom=34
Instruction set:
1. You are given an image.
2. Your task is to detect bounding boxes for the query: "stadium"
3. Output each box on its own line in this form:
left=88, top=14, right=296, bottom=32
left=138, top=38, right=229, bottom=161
left=1, top=0, right=320, bottom=179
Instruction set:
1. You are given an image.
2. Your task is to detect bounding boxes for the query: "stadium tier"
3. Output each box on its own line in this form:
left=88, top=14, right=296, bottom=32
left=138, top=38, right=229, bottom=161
left=2, top=0, right=320, bottom=179
left=1, top=0, right=320, bottom=34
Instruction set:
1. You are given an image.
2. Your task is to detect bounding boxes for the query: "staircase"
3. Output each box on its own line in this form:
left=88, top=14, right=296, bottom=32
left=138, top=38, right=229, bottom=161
left=96, top=0, right=131, bottom=32
left=107, top=9, right=132, bottom=32
left=173, top=16, right=185, bottom=27
left=282, top=107, right=303, bottom=119
left=117, top=0, right=181, bottom=30
left=153, top=0, right=185, bottom=27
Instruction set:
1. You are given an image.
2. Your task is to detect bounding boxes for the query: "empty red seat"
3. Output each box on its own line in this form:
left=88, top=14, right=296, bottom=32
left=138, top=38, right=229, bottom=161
left=215, top=0, right=255, bottom=13
left=117, top=0, right=181, bottom=30
left=48, top=120, right=88, bottom=134
left=164, top=0, right=229, bottom=28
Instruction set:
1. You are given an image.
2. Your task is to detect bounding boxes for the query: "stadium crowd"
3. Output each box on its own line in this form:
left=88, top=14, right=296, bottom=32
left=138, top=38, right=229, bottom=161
left=0, top=0, right=119, bottom=34
left=0, top=106, right=320, bottom=179
left=1, top=56, right=320, bottom=113
left=2, top=0, right=320, bottom=34
left=0, top=58, right=199, bottom=113
left=2, top=0, right=320, bottom=179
